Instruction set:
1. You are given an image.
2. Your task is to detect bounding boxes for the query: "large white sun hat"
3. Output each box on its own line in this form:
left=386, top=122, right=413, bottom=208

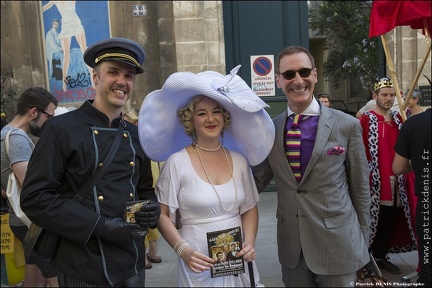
left=138, top=65, right=275, bottom=166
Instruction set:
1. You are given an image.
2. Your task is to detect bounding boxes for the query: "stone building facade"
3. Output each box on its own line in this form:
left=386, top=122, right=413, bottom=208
left=1, top=1, right=430, bottom=114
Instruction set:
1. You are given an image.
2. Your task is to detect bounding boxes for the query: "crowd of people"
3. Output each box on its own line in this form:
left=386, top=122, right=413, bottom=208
left=1, top=37, right=430, bottom=287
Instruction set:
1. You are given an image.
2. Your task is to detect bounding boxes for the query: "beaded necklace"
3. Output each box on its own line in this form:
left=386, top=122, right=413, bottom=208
left=195, top=146, right=238, bottom=212
left=194, top=142, right=221, bottom=152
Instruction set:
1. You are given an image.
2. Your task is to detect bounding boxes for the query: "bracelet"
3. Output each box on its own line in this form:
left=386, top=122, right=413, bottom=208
left=175, top=242, right=189, bottom=255
left=176, top=243, right=190, bottom=258
left=173, top=239, right=186, bottom=251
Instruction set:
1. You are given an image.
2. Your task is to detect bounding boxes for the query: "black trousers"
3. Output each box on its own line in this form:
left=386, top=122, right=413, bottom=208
left=58, top=269, right=145, bottom=287
left=371, top=205, right=397, bottom=259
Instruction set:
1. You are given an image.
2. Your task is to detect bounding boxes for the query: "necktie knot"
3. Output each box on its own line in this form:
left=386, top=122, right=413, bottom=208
left=292, top=114, right=303, bottom=125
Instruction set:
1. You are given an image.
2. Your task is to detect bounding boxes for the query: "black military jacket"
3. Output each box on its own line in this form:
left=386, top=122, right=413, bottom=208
left=21, top=100, right=156, bottom=285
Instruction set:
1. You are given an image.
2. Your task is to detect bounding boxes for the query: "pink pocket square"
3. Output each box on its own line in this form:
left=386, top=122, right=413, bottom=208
left=327, top=146, right=346, bottom=155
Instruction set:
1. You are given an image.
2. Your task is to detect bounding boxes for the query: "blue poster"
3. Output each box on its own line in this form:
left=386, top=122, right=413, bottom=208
left=42, top=1, right=110, bottom=104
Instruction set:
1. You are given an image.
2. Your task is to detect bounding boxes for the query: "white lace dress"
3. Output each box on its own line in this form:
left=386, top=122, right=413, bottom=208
left=156, top=148, right=263, bottom=287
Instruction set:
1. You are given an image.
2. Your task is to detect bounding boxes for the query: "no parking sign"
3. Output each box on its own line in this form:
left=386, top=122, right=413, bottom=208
left=250, top=55, right=275, bottom=97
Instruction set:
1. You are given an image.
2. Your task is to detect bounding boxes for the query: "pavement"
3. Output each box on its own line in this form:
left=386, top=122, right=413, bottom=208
left=145, top=191, right=420, bottom=287
left=2, top=192, right=419, bottom=287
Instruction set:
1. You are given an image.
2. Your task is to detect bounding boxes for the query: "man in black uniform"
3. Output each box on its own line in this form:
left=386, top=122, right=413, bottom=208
left=21, top=38, right=160, bottom=287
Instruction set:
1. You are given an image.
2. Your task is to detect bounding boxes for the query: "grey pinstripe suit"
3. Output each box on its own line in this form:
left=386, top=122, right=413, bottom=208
left=253, top=103, right=371, bottom=284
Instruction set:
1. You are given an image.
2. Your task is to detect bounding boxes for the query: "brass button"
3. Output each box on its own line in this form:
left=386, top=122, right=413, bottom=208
left=98, top=162, right=103, bottom=167
left=98, top=195, right=104, bottom=201
left=129, top=162, right=135, bottom=167
left=123, top=133, right=128, bottom=138
left=94, top=130, right=99, bottom=135
left=129, top=193, right=133, bottom=198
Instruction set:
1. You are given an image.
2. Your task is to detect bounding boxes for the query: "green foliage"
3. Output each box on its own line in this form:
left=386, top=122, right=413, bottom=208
left=1, top=69, right=17, bottom=122
left=309, top=1, right=379, bottom=91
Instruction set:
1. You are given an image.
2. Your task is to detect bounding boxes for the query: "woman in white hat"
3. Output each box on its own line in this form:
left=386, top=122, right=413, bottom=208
left=138, top=66, right=274, bottom=287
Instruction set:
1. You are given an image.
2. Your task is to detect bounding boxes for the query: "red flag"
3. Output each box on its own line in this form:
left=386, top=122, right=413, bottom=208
left=369, top=0, right=432, bottom=38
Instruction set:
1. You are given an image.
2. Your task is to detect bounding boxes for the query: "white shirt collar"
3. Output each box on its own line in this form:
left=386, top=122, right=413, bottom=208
left=287, top=96, right=321, bottom=117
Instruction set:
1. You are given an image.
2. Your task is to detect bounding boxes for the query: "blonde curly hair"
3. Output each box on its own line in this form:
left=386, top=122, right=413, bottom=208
left=177, top=95, right=231, bottom=137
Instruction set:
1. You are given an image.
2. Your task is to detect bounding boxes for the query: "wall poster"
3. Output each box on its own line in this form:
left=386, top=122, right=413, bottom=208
left=41, top=1, right=110, bottom=104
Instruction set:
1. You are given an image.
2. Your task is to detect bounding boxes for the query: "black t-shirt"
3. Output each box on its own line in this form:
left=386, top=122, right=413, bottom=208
left=394, top=108, right=431, bottom=196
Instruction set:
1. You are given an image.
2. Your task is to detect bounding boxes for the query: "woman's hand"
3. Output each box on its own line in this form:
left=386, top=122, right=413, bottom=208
left=235, top=243, right=256, bottom=262
left=180, top=247, right=215, bottom=273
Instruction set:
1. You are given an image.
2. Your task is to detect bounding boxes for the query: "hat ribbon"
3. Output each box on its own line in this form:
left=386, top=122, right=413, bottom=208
left=211, top=65, right=269, bottom=113
left=95, top=53, right=140, bottom=67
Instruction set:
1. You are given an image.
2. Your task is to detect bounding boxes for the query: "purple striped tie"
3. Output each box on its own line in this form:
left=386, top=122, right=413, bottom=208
left=286, top=114, right=303, bottom=182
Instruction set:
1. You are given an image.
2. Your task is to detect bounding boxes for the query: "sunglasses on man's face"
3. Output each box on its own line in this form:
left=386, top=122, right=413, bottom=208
left=279, top=68, right=314, bottom=80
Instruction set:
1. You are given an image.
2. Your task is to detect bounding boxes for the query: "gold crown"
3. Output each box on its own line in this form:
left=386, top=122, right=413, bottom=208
left=373, top=77, right=393, bottom=92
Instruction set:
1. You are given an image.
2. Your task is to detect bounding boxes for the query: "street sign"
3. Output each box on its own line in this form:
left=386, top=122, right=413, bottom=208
left=250, top=55, right=275, bottom=96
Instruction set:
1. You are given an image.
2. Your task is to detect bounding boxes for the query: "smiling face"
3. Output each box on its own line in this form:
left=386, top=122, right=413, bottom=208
left=276, top=52, right=317, bottom=113
left=92, top=61, right=136, bottom=113
left=192, top=97, right=224, bottom=145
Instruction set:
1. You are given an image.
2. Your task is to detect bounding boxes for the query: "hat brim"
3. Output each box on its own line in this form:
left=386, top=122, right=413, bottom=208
left=138, top=68, right=275, bottom=166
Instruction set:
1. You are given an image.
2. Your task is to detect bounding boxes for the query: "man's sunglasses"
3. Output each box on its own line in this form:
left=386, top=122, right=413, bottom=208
left=36, top=108, right=54, bottom=118
left=279, top=68, right=314, bottom=80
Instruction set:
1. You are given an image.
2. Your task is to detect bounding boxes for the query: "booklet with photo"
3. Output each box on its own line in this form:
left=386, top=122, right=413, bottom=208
left=124, top=200, right=151, bottom=236
left=207, top=226, right=245, bottom=278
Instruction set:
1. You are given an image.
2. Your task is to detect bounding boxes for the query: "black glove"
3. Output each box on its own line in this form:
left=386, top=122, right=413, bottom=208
left=134, top=201, right=160, bottom=229
left=96, top=218, right=142, bottom=244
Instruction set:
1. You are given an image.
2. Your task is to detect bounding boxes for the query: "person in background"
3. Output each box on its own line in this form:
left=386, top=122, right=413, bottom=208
left=123, top=109, right=138, bottom=126
left=252, top=46, right=371, bottom=287
left=138, top=65, right=273, bottom=286
left=20, top=38, right=160, bottom=287
left=1, top=114, right=10, bottom=214
left=393, top=108, right=431, bottom=287
left=404, top=89, right=424, bottom=118
left=356, top=88, right=402, bottom=118
left=317, top=93, right=331, bottom=107
left=123, top=108, right=163, bottom=270
left=145, top=160, right=163, bottom=268
left=359, top=77, right=417, bottom=275
left=1, top=87, right=59, bottom=287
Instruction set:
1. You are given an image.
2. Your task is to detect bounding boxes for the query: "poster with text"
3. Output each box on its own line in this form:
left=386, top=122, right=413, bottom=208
left=42, top=1, right=110, bottom=104
left=250, top=55, right=275, bottom=97
left=207, top=226, right=244, bottom=278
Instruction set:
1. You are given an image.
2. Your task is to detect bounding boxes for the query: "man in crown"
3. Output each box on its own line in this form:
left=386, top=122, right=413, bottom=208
left=359, top=77, right=417, bottom=275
